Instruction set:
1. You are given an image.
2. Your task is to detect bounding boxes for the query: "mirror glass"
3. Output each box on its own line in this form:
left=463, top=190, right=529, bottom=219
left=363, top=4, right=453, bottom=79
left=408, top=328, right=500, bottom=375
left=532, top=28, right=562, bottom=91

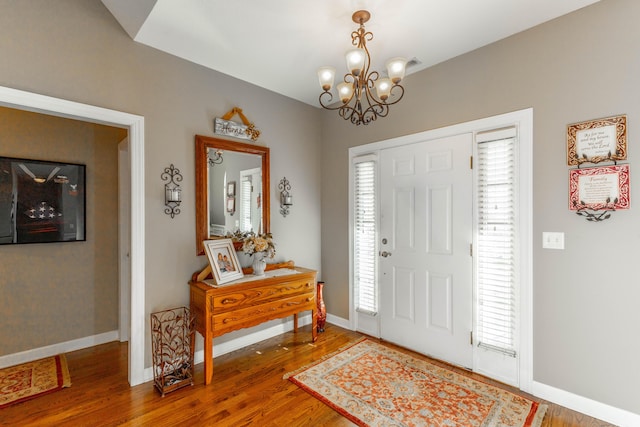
left=195, top=135, right=270, bottom=255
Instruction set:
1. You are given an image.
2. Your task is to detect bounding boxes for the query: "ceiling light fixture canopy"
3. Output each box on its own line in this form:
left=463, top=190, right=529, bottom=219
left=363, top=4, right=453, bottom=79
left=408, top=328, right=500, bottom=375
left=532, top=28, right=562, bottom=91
left=317, top=10, right=407, bottom=126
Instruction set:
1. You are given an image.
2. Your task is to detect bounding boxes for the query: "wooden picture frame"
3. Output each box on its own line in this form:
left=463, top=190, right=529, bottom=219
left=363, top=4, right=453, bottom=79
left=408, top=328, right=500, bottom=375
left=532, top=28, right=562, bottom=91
left=227, top=181, right=236, bottom=196
left=226, top=197, right=235, bottom=214
left=567, top=115, right=627, bottom=165
left=203, top=238, right=244, bottom=284
left=569, top=164, right=630, bottom=211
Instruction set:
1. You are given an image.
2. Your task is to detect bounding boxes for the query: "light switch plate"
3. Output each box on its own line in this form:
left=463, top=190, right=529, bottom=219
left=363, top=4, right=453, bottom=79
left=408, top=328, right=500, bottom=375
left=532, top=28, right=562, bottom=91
left=542, top=232, right=564, bottom=249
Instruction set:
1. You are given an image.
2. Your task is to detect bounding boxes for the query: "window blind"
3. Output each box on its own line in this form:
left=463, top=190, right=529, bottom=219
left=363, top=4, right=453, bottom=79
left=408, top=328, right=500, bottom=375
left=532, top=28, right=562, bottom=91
left=240, top=177, right=252, bottom=231
left=354, top=158, right=377, bottom=314
left=476, top=128, right=518, bottom=357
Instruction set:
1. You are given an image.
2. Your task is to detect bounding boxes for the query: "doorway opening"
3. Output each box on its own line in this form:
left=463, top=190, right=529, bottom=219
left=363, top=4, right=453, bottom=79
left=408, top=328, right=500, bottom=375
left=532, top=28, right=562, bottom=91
left=0, top=85, right=146, bottom=386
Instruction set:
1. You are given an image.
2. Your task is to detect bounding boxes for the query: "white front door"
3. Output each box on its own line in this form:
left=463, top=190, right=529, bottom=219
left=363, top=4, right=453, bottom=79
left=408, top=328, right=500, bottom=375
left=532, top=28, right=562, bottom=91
left=379, top=133, right=473, bottom=368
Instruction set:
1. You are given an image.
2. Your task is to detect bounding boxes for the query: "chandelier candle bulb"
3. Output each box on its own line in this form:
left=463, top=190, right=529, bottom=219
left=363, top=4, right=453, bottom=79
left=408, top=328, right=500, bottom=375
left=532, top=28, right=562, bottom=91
left=317, top=66, right=336, bottom=91
left=375, top=78, right=392, bottom=101
left=386, top=57, right=407, bottom=84
left=337, top=82, right=353, bottom=103
left=346, top=49, right=366, bottom=76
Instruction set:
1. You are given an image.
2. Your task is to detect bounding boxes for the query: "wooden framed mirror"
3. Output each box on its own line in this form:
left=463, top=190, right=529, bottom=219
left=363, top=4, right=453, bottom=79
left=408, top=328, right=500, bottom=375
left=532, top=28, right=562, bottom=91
left=195, top=135, right=270, bottom=255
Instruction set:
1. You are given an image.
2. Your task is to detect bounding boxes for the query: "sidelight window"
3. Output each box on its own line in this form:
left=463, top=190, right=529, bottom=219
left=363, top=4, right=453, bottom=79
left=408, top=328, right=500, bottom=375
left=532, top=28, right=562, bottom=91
left=475, top=127, right=518, bottom=357
left=353, top=156, right=378, bottom=314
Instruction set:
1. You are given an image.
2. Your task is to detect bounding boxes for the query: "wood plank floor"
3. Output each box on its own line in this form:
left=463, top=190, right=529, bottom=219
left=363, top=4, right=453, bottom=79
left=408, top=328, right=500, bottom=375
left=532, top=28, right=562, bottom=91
left=1, top=325, right=615, bottom=426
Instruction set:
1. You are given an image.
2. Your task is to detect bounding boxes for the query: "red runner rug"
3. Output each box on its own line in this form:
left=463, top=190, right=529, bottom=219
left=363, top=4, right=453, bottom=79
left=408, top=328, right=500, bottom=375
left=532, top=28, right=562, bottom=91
left=285, top=339, right=546, bottom=427
left=0, top=354, right=71, bottom=408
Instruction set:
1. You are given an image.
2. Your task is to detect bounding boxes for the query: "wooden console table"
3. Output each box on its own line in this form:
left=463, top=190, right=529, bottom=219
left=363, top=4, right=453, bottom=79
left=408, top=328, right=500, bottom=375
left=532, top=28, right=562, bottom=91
left=189, top=264, right=318, bottom=385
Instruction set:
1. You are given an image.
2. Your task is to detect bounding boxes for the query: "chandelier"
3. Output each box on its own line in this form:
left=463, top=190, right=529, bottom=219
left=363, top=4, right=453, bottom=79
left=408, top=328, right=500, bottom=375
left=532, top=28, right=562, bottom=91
left=317, top=10, right=407, bottom=126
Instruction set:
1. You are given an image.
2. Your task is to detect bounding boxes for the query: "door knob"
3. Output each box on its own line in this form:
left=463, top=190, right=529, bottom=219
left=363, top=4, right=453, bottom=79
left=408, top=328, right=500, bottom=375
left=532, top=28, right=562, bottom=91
left=379, top=251, right=392, bottom=257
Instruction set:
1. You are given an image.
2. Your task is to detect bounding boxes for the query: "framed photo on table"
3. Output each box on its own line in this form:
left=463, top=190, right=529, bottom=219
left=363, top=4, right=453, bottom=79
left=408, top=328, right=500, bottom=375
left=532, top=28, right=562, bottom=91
left=203, top=238, right=244, bottom=285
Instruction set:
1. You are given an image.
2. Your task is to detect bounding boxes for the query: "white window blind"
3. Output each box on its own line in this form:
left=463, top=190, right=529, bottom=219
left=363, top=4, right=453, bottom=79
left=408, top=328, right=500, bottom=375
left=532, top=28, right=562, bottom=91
left=476, top=128, right=518, bottom=357
left=240, top=177, right=252, bottom=231
left=354, top=157, right=377, bottom=314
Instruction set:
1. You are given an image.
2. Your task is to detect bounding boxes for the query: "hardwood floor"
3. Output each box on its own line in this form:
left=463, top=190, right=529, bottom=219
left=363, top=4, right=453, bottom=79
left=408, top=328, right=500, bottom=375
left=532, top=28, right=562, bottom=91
left=1, top=325, right=615, bottom=426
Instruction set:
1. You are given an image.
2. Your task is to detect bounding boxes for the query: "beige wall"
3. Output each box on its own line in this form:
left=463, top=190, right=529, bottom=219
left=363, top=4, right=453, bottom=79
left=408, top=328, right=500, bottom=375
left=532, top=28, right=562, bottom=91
left=0, top=106, right=124, bottom=354
left=0, top=0, right=322, bottom=365
left=320, top=0, right=640, bottom=415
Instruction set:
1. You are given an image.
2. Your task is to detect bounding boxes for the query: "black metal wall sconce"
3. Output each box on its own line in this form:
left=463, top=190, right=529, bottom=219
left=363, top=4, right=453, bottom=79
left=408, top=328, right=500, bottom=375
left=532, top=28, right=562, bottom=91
left=278, top=177, right=293, bottom=217
left=162, top=164, right=182, bottom=218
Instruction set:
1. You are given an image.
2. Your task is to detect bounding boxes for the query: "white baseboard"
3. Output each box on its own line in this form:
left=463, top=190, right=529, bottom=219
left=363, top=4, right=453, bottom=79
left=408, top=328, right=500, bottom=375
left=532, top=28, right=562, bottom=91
left=532, top=381, right=640, bottom=427
left=325, top=313, right=351, bottom=330
left=0, top=330, right=119, bottom=369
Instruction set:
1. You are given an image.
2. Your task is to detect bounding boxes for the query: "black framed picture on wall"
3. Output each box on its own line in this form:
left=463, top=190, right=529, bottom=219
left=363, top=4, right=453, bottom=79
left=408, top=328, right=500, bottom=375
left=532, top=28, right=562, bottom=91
left=0, top=156, right=86, bottom=245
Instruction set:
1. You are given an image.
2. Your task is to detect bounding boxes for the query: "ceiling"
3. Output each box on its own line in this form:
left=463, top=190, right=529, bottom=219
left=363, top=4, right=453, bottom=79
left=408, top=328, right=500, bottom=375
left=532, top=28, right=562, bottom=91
left=102, top=0, right=600, bottom=107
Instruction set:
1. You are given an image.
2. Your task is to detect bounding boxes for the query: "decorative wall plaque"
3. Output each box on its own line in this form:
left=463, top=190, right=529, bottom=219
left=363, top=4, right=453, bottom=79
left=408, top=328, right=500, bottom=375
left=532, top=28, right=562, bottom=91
left=569, top=164, right=630, bottom=212
left=567, top=115, right=627, bottom=165
left=214, top=107, right=261, bottom=141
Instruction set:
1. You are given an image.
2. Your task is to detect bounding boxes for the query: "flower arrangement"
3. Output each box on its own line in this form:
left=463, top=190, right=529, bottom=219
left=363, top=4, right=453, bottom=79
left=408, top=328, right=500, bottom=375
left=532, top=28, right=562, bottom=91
left=241, top=232, right=276, bottom=259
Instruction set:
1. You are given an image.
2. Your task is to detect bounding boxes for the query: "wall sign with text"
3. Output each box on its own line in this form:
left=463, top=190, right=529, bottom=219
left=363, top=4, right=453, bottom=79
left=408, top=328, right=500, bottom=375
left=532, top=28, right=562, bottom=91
left=566, top=115, right=627, bottom=166
left=569, top=164, right=630, bottom=211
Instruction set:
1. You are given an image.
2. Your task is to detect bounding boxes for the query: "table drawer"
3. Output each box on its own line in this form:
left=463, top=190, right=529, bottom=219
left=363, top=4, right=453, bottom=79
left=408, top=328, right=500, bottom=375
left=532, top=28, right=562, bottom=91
left=211, top=293, right=315, bottom=335
left=210, top=280, right=314, bottom=312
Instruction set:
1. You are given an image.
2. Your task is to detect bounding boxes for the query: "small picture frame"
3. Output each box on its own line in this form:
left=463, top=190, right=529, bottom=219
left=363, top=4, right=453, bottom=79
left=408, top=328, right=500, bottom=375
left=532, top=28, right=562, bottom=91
left=567, top=115, right=627, bottom=165
left=203, top=238, right=244, bottom=285
left=227, top=181, right=236, bottom=196
left=569, top=164, right=630, bottom=211
left=226, top=197, right=235, bottom=214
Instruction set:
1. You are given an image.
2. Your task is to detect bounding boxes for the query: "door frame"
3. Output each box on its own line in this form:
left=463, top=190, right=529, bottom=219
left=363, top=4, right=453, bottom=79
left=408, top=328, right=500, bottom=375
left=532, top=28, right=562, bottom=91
left=349, top=108, right=533, bottom=392
left=118, top=138, right=131, bottom=343
left=0, top=85, right=147, bottom=386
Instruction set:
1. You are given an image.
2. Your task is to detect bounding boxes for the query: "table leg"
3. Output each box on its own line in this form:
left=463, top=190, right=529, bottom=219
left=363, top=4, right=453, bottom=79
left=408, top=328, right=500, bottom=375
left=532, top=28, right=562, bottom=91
left=204, top=333, right=213, bottom=385
left=293, top=313, right=298, bottom=331
left=311, top=309, right=318, bottom=342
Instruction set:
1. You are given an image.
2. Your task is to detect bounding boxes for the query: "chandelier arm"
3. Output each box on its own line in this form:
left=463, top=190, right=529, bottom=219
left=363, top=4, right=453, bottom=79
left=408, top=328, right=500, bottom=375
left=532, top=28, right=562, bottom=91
left=319, top=91, right=351, bottom=111
left=383, top=85, right=405, bottom=106
left=338, top=104, right=361, bottom=124
left=362, top=101, right=389, bottom=123
left=362, top=71, right=380, bottom=103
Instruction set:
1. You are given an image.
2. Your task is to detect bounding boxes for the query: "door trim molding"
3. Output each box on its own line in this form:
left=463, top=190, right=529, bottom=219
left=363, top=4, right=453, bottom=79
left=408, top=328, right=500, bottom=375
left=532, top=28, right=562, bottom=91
left=0, top=85, right=146, bottom=386
left=349, top=108, right=533, bottom=392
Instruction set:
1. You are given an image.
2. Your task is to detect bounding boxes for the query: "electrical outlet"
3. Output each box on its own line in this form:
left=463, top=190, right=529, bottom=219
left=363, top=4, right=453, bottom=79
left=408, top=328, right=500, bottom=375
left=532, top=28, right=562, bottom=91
left=542, top=232, right=564, bottom=249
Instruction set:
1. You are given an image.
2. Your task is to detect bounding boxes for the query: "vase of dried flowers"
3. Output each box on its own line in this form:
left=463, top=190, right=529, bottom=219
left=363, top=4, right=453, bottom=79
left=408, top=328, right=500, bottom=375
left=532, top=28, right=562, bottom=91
left=242, top=233, right=276, bottom=276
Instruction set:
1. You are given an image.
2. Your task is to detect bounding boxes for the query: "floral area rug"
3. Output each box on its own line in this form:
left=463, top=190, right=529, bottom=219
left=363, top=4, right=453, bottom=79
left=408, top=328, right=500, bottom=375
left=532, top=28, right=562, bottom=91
left=0, top=354, right=71, bottom=408
left=285, top=339, right=546, bottom=427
